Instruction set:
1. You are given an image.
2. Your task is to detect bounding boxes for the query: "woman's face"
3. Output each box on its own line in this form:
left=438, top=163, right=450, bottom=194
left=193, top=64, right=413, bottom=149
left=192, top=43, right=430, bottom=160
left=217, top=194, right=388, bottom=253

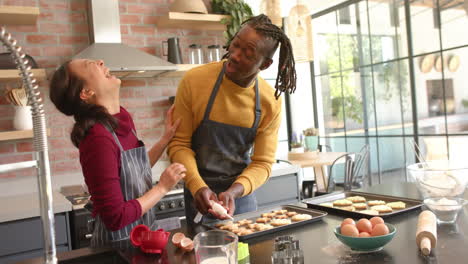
left=68, top=59, right=121, bottom=103
left=225, top=25, right=272, bottom=86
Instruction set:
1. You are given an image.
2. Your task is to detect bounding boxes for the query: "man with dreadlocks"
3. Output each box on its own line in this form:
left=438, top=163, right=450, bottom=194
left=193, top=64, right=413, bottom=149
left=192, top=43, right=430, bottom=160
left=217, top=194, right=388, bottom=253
left=168, top=14, right=296, bottom=223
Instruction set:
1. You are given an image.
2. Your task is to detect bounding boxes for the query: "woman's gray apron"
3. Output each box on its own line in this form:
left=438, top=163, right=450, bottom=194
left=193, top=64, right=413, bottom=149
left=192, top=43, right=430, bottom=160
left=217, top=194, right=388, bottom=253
left=91, top=130, right=157, bottom=247
left=184, top=63, right=261, bottom=224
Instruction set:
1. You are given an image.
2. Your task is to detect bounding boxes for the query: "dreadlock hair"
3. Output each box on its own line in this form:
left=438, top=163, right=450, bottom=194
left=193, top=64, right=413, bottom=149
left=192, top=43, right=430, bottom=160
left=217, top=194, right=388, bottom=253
left=223, top=14, right=297, bottom=99
left=49, top=61, right=117, bottom=148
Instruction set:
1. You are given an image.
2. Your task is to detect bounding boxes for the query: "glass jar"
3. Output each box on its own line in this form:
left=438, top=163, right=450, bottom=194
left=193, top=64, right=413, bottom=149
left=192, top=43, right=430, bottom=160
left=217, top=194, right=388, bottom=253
left=189, top=44, right=204, bottom=64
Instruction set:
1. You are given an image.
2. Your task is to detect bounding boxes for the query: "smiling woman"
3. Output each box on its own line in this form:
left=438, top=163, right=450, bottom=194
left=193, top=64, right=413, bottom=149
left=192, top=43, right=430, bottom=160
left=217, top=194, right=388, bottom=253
left=48, top=59, right=186, bottom=247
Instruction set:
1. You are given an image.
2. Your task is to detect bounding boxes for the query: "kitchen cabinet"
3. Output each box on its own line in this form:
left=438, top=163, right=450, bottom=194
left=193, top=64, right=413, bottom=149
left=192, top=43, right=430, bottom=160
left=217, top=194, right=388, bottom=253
left=0, top=5, right=40, bottom=25
left=0, top=213, right=71, bottom=263
left=156, top=12, right=230, bottom=31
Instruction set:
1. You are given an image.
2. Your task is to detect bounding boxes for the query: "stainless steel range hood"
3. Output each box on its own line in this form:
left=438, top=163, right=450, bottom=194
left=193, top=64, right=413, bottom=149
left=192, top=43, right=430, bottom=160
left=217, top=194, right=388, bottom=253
left=74, top=0, right=176, bottom=78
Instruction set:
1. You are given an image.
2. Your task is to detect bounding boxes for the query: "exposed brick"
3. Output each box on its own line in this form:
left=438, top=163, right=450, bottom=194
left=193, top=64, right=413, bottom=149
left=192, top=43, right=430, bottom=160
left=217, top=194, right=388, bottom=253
left=0, top=120, right=13, bottom=130
left=22, top=47, right=42, bottom=57
left=39, top=12, right=55, bottom=22
left=0, top=143, right=14, bottom=154
left=42, top=46, right=73, bottom=57
left=121, top=80, right=146, bottom=87
left=26, top=34, right=58, bottom=44
left=121, top=14, right=141, bottom=25
left=138, top=46, right=156, bottom=55
left=119, top=3, right=127, bottom=13
left=39, top=0, right=69, bottom=11
left=120, top=98, right=149, bottom=109
left=134, top=119, right=161, bottom=131
left=0, top=153, right=33, bottom=164
left=70, top=1, right=87, bottom=11
left=143, top=16, right=158, bottom=25
left=133, top=87, right=163, bottom=98
left=55, top=12, right=86, bottom=23
left=49, top=137, right=74, bottom=149
left=121, top=25, right=129, bottom=35
left=49, top=149, right=79, bottom=161
left=16, top=142, right=33, bottom=152
left=133, top=110, right=163, bottom=119
left=0, top=106, right=14, bottom=117
left=122, top=36, right=144, bottom=46
left=40, top=23, right=70, bottom=34
left=0, top=172, right=16, bottom=179
left=5, top=25, right=38, bottom=33
left=72, top=24, right=89, bottom=34
left=130, top=25, right=155, bottom=35
left=3, top=0, right=37, bottom=6
left=52, top=160, right=81, bottom=175
left=119, top=88, right=134, bottom=98
left=127, top=4, right=155, bottom=15
left=15, top=167, right=36, bottom=177
left=60, top=35, right=88, bottom=45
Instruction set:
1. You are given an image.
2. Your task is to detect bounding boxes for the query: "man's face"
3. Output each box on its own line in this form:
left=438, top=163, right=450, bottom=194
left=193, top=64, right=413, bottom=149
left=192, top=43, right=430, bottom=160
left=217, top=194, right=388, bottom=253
left=225, top=25, right=272, bottom=86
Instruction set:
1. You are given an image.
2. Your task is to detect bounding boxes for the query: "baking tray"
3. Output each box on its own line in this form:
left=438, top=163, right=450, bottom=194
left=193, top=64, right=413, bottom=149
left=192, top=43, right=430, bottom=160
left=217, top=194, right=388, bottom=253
left=202, top=205, right=327, bottom=241
left=303, top=191, right=423, bottom=218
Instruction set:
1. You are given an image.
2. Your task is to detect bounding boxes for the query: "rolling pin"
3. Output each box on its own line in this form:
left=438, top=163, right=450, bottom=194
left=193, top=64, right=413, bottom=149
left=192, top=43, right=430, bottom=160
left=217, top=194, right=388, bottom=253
left=416, top=210, right=437, bottom=256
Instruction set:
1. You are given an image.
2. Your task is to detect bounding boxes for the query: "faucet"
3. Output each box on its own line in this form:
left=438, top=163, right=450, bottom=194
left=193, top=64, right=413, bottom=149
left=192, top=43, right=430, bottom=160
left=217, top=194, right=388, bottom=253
left=0, top=27, right=56, bottom=264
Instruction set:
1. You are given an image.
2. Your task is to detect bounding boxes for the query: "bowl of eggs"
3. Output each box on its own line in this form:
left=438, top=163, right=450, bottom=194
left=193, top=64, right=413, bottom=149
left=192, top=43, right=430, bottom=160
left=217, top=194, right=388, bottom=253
left=334, top=217, right=396, bottom=251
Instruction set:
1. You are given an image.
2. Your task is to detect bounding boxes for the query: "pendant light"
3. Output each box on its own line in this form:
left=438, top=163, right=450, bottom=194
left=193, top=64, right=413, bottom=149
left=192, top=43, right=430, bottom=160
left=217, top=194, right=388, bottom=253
left=286, top=0, right=314, bottom=62
left=260, top=0, right=282, bottom=27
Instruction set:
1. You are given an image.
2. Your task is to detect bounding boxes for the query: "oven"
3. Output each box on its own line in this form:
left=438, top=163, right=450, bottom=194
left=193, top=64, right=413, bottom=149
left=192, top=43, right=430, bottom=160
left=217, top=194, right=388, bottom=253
left=63, top=183, right=185, bottom=250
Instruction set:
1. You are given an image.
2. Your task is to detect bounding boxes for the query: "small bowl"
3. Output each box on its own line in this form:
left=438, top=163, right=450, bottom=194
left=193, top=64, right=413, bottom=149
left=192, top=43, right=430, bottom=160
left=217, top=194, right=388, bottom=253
left=130, top=224, right=170, bottom=254
left=334, top=223, right=397, bottom=252
left=424, top=197, right=468, bottom=224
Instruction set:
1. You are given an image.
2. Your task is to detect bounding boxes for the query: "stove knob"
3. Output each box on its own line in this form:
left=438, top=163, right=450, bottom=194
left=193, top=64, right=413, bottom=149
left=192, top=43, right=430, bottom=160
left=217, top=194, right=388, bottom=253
left=179, top=200, right=185, bottom=207
left=158, top=203, right=166, bottom=211
left=169, top=201, right=176, bottom=208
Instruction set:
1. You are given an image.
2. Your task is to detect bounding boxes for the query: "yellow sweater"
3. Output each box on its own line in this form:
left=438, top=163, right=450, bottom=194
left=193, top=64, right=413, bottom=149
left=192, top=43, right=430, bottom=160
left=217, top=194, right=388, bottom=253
left=168, top=61, right=282, bottom=197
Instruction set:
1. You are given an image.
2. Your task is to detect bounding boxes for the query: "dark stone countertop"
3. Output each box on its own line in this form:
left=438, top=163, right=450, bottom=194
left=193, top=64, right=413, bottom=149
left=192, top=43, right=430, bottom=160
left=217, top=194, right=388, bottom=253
left=18, top=183, right=468, bottom=264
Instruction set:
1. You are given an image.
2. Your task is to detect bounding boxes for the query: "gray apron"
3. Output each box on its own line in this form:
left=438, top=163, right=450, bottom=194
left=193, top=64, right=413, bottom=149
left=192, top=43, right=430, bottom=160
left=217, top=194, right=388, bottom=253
left=184, top=63, right=261, bottom=224
left=91, top=129, right=157, bottom=247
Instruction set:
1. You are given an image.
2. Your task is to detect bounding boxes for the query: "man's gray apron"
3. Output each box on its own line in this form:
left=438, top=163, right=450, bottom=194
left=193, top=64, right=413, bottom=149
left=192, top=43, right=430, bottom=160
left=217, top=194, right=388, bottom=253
left=184, top=63, right=261, bottom=224
left=91, top=130, right=157, bottom=247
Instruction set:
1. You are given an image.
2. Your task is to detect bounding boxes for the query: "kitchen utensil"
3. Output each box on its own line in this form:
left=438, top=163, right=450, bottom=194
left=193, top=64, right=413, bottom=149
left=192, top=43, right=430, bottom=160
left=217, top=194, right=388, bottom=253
left=162, top=37, right=183, bottom=64
left=416, top=210, right=437, bottom=255
left=407, top=160, right=468, bottom=198
left=189, top=44, right=204, bottom=64
left=13, top=105, right=33, bottom=130
left=423, top=197, right=467, bottom=224
left=194, top=230, right=238, bottom=264
left=130, top=224, right=170, bottom=254
left=334, top=223, right=396, bottom=252
left=206, top=45, right=222, bottom=63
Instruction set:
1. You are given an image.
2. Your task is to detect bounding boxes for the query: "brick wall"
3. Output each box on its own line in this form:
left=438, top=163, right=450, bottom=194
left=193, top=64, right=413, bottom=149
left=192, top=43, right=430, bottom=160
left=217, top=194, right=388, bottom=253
left=0, top=0, right=224, bottom=184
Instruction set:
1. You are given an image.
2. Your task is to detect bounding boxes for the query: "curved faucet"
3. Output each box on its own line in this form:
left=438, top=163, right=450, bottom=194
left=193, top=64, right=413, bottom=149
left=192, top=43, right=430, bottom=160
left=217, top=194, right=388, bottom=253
left=0, top=27, right=56, bottom=264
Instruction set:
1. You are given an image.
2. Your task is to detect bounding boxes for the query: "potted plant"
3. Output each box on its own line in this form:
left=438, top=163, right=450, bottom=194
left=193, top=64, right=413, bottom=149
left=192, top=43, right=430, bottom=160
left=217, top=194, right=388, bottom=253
left=211, top=0, right=253, bottom=46
left=303, top=127, right=319, bottom=152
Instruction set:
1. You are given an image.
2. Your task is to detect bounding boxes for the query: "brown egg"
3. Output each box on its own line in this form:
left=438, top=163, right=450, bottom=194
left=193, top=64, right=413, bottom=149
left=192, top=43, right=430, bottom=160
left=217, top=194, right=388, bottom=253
left=356, top=218, right=373, bottom=233
left=341, top=224, right=359, bottom=237
left=369, top=216, right=384, bottom=228
left=171, top=232, right=185, bottom=247
left=180, top=237, right=194, bottom=252
left=341, top=218, right=356, bottom=229
left=371, top=223, right=389, bottom=237
left=359, top=232, right=371, bottom=237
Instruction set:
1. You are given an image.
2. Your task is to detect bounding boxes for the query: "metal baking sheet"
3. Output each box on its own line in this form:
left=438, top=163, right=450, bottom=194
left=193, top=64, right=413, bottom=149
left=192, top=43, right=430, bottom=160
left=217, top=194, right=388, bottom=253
left=303, top=191, right=423, bottom=218
left=202, top=205, right=327, bottom=241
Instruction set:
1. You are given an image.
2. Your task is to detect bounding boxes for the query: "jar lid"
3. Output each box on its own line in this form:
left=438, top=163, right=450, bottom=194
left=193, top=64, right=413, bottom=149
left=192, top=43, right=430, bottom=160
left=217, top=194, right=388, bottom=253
left=189, top=44, right=202, bottom=48
left=208, top=45, right=221, bottom=48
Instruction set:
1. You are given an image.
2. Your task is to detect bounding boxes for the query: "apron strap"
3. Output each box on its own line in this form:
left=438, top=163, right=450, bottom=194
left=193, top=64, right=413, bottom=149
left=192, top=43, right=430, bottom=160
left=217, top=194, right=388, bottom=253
left=202, top=63, right=226, bottom=121
left=252, top=79, right=261, bottom=129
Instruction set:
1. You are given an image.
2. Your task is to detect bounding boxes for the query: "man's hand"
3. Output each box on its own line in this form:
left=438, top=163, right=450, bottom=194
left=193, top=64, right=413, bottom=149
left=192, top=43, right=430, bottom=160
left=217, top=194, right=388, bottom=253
left=217, top=183, right=244, bottom=216
left=194, top=187, right=218, bottom=215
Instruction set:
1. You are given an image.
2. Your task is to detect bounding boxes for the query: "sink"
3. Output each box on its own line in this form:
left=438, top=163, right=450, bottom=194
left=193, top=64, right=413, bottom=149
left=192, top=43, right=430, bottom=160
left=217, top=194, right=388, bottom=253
left=58, top=249, right=128, bottom=264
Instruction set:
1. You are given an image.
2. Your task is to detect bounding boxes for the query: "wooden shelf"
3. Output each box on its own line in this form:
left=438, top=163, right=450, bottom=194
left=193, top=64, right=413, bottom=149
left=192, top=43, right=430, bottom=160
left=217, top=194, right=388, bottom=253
left=0, top=129, right=50, bottom=142
left=161, top=64, right=202, bottom=78
left=0, top=69, right=47, bottom=81
left=0, top=5, right=40, bottom=25
left=156, top=12, right=230, bottom=31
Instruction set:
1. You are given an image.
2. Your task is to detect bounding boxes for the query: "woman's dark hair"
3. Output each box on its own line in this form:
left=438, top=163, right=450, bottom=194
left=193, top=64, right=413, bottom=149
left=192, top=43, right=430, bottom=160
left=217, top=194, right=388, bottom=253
left=49, top=60, right=117, bottom=148
left=223, top=14, right=297, bottom=99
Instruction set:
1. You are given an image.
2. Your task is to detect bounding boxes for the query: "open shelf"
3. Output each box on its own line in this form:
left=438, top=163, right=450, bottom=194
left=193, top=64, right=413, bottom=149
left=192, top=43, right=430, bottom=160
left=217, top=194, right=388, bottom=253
left=0, top=5, right=40, bottom=25
left=0, top=69, right=47, bottom=81
left=161, top=64, right=202, bottom=78
left=0, top=129, right=51, bottom=142
left=156, top=12, right=230, bottom=31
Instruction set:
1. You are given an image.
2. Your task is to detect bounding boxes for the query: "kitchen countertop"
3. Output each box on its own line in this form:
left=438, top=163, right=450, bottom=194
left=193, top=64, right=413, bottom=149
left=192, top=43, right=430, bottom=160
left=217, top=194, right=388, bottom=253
left=18, top=183, right=468, bottom=264
left=0, top=190, right=72, bottom=223
left=0, top=163, right=300, bottom=223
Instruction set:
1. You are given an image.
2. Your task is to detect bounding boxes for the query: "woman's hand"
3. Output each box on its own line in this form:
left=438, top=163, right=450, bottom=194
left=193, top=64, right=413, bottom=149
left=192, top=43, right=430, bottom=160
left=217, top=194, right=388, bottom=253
left=158, top=163, right=186, bottom=193
left=162, top=105, right=181, bottom=143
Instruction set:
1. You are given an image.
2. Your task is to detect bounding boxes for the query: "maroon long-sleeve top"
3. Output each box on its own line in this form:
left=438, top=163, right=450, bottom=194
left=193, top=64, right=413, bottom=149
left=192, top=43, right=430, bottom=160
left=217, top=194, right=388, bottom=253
left=79, top=107, right=143, bottom=231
